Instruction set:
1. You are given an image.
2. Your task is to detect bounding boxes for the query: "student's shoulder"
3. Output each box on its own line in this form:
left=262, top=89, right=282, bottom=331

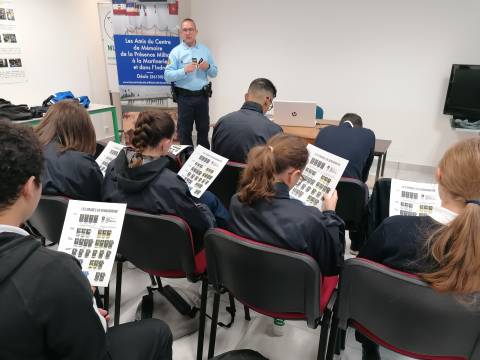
left=380, top=215, right=422, bottom=230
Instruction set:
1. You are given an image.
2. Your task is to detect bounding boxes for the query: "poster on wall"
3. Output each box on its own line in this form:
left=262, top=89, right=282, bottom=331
left=112, top=0, right=179, bottom=107
left=0, top=0, right=26, bottom=84
left=98, top=2, right=119, bottom=92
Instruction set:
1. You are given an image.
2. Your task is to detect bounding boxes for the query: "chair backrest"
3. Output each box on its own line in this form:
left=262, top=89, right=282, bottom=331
left=209, top=162, right=246, bottom=209
left=204, top=229, right=321, bottom=328
left=119, top=210, right=198, bottom=279
left=335, top=177, right=369, bottom=231
left=367, top=177, right=391, bottom=237
left=28, top=195, right=69, bottom=244
left=338, top=258, right=480, bottom=359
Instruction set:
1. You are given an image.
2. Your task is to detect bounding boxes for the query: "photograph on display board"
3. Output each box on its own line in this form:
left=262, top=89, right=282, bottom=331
left=0, top=58, right=7, bottom=67
left=6, top=8, right=14, bottom=20
left=0, top=8, right=5, bottom=20
left=8, top=58, right=21, bottom=67
left=3, top=33, right=16, bottom=43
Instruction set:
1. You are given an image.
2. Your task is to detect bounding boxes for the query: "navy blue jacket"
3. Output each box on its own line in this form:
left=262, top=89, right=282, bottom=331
left=102, top=149, right=213, bottom=251
left=314, top=123, right=375, bottom=182
left=212, top=101, right=283, bottom=163
left=359, top=215, right=440, bottom=273
left=229, top=183, right=345, bottom=276
left=41, top=142, right=103, bottom=201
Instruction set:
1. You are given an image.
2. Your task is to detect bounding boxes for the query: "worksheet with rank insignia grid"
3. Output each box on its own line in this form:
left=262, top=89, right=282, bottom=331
left=290, top=144, right=348, bottom=209
left=57, top=200, right=127, bottom=287
left=177, top=145, right=228, bottom=198
left=389, top=179, right=440, bottom=216
left=95, top=141, right=125, bottom=176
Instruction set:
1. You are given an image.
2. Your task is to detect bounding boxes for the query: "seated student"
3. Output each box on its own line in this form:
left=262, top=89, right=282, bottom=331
left=35, top=100, right=103, bottom=201
left=230, top=134, right=345, bottom=276
left=0, top=119, right=172, bottom=360
left=314, top=113, right=375, bottom=183
left=102, top=110, right=229, bottom=251
left=212, top=78, right=283, bottom=163
left=357, top=137, right=480, bottom=360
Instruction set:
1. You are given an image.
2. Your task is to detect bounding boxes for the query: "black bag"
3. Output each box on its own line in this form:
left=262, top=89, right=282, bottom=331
left=211, top=350, right=269, bottom=360
left=0, top=98, right=33, bottom=121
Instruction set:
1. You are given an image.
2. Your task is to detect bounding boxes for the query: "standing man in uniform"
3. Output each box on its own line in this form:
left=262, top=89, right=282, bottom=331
left=165, top=18, right=218, bottom=148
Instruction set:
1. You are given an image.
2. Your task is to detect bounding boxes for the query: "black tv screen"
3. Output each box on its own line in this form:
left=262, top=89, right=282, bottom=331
left=444, top=64, right=480, bottom=119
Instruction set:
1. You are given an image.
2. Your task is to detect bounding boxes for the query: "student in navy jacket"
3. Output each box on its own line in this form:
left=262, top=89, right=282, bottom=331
left=0, top=119, right=172, bottom=360
left=34, top=100, right=103, bottom=201
left=229, top=133, right=345, bottom=276
left=102, top=111, right=229, bottom=252
left=357, top=138, right=480, bottom=360
left=314, top=113, right=375, bottom=183
left=212, top=78, right=283, bottom=163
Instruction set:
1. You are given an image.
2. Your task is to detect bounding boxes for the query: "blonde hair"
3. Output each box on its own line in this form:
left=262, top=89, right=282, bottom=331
left=237, top=134, right=308, bottom=205
left=420, top=138, right=480, bottom=294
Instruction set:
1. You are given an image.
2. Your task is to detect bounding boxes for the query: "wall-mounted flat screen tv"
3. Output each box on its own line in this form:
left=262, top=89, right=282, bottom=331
left=444, top=64, right=480, bottom=120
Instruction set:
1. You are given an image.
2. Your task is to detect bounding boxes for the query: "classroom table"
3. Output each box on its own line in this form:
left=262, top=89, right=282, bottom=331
left=16, top=103, right=120, bottom=143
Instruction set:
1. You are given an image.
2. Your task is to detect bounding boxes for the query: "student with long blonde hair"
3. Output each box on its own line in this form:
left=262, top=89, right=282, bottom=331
left=358, top=137, right=480, bottom=359
left=230, top=133, right=345, bottom=276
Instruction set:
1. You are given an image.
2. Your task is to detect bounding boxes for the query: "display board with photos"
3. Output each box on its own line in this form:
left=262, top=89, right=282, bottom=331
left=95, top=141, right=125, bottom=176
left=177, top=145, right=228, bottom=198
left=290, top=144, right=348, bottom=209
left=57, top=200, right=127, bottom=287
left=389, top=179, right=440, bottom=217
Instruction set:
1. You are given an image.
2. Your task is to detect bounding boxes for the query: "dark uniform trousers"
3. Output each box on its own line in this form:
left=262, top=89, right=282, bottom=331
left=107, top=318, right=173, bottom=360
left=177, top=94, right=210, bottom=148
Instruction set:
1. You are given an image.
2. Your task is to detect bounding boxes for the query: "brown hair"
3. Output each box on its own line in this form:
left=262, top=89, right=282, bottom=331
left=34, top=100, right=96, bottom=155
left=420, top=138, right=480, bottom=294
left=237, top=134, right=308, bottom=205
left=129, top=111, right=175, bottom=168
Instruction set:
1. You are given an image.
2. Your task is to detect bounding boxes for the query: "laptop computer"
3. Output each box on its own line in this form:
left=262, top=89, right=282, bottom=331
left=273, top=100, right=317, bottom=127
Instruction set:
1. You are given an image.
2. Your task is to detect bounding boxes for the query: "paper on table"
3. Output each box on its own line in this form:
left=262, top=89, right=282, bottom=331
left=389, top=178, right=440, bottom=217
left=96, top=141, right=125, bottom=176
left=177, top=145, right=228, bottom=198
left=290, top=144, right=348, bottom=209
left=57, top=200, right=127, bottom=287
left=168, top=144, right=192, bottom=156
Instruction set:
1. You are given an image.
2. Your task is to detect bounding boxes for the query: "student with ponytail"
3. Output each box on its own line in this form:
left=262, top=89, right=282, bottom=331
left=230, top=133, right=346, bottom=276
left=102, top=111, right=228, bottom=251
left=358, top=137, right=480, bottom=360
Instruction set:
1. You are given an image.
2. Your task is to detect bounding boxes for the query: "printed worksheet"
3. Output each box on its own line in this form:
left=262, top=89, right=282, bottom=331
left=389, top=179, right=440, bottom=216
left=290, top=144, right=348, bottom=209
left=96, top=141, right=125, bottom=175
left=168, top=144, right=192, bottom=156
left=177, top=145, right=228, bottom=198
left=57, top=200, right=127, bottom=287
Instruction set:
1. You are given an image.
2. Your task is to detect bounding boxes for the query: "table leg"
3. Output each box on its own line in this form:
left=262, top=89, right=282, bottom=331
left=375, top=155, right=381, bottom=182
left=110, top=108, right=120, bottom=143
left=381, top=152, right=387, bottom=177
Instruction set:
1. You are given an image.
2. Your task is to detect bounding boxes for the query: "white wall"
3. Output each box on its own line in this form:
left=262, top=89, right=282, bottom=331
left=192, top=0, right=480, bottom=166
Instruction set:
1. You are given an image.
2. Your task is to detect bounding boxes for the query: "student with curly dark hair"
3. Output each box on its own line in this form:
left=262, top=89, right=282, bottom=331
left=0, top=119, right=173, bottom=360
left=34, top=100, right=103, bottom=201
left=102, top=110, right=229, bottom=251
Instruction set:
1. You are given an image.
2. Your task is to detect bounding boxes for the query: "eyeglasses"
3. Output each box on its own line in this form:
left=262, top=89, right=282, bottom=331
left=267, top=97, right=274, bottom=112
left=296, top=173, right=305, bottom=185
left=181, top=28, right=195, bottom=33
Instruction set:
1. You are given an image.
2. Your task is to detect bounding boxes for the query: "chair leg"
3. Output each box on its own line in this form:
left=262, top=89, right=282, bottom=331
left=104, top=285, right=110, bottom=313
left=326, top=308, right=339, bottom=360
left=317, top=308, right=333, bottom=360
left=207, top=292, right=221, bottom=359
left=196, top=278, right=208, bottom=360
left=244, top=305, right=251, bottom=321
left=114, top=261, right=123, bottom=326
left=340, top=329, right=346, bottom=350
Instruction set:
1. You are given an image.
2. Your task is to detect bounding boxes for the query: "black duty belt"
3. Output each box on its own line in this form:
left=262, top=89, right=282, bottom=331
left=175, top=87, right=205, bottom=97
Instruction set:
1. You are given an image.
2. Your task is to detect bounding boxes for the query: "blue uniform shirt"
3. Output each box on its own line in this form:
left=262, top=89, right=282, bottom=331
left=164, top=41, right=217, bottom=91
